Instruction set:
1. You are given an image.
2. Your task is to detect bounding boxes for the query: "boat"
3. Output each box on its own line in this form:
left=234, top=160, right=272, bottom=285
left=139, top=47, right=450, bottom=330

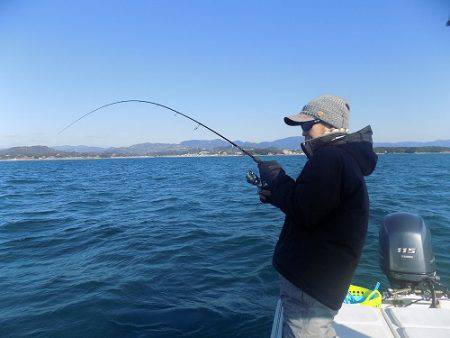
left=270, top=212, right=450, bottom=338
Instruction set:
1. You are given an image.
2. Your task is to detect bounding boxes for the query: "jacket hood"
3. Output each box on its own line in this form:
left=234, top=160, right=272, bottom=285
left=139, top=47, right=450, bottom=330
left=301, top=125, right=378, bottom=176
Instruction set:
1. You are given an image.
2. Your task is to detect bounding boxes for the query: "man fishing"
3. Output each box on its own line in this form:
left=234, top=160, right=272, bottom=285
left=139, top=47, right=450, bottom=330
left=257, top=95, right=378, bottom=337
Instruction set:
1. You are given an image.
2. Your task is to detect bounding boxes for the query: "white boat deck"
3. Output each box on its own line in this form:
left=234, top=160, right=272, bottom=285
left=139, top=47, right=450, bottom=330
left=270, top=298, right=450, bottom=338
left=334, top=304, right=393, bottom=337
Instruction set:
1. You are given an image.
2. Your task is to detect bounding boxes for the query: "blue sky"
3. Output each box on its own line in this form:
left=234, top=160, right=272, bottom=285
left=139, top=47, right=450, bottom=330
left=1, top=0, right=449, bottom=147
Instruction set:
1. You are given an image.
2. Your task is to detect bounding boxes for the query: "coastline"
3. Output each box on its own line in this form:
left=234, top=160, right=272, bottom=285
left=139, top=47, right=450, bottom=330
left=1, top=152, right=450, bottom=162
left=0, top=153, right=305, bottom=162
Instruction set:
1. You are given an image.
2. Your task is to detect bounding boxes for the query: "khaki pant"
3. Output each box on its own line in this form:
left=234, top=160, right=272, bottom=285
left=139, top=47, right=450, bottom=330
left=279, top=275, right=337, bottom=338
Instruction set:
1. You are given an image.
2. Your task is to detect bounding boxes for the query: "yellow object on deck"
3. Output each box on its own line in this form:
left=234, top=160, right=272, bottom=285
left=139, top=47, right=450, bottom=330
left=347, top=284, right=382, bottom=308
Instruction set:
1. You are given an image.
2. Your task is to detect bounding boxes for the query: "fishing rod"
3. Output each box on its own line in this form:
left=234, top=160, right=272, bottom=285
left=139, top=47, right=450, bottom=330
left=58, top=99, right=263, bottom=166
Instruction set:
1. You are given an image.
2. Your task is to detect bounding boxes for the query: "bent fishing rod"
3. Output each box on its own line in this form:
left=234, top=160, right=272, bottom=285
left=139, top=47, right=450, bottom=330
left=59, top=100, right=267, bottom=189
left=58, top=99, right=262, bottom=164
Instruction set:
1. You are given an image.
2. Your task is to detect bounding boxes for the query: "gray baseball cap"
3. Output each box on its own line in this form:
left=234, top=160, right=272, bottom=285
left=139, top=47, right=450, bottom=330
left=284, top=94, right=350, bottom=130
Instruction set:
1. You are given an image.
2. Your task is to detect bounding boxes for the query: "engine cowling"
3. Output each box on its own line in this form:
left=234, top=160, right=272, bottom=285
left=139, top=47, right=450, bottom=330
left=379, top=212, right=436, bottom=288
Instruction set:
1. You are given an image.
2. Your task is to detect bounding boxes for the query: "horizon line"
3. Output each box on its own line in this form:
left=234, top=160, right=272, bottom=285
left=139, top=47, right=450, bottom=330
left=1, top=136, right=450, bottom=149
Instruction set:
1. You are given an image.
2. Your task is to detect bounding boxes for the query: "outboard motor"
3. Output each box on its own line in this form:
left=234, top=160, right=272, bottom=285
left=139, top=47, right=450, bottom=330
left=379, top=212, right=436, bottom=289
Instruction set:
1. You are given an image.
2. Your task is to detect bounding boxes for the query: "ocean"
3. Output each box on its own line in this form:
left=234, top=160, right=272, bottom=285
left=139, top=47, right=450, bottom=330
left=1, top=154, right=449, bottom=337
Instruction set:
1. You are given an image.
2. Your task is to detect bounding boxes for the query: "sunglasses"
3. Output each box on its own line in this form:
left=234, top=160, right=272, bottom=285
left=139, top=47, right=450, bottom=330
left=300, top=119, right=321, bottom=132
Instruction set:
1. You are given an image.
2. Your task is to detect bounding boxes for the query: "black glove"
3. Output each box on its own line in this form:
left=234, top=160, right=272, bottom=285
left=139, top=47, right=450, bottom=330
left=257, top=160, right=284, bottom=188
left=257, top=160, right=285, bottom=204
left=258, top=189, right=272, bottom=203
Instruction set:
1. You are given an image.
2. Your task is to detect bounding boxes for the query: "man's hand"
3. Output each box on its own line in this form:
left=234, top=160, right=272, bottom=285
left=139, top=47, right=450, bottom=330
left=259, top=189, right=272, bottom=203
left=257, top=160, right=285, bottom=204
left=257, top=160, right=284, bottom=187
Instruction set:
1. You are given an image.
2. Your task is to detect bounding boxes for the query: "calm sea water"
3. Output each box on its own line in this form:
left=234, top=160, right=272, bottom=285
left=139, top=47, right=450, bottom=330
left=1, top=154, right=449, bottom=337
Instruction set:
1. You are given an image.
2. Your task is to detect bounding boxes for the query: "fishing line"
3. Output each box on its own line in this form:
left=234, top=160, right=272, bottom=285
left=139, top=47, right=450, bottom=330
left=58, top=99, right=262, bottom=164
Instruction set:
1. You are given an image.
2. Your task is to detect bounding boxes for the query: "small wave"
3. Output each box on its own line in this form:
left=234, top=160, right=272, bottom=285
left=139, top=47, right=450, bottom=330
left=0, top=217, right=74, bottom=232
left=6, top=178, right=42, bottom=184
left=20, top=210, right=57, bottom=217
left=149, top=196, right=179, bottom=204
left=93, top=225, right=124, bottom=238
left=66, top=200, right=110, bottom=208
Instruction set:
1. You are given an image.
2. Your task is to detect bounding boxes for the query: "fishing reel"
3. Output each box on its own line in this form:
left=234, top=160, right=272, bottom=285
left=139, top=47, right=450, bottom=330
left=246, top=171, right=268, bottom=191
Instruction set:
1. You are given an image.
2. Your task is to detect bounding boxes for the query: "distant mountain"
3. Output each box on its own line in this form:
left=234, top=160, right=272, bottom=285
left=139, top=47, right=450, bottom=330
left=106, top=142, right=191, bottom=155
left=375, top=140, right=450, bottom=147
left=49, top=138, right=450, bottom=154
left=2, top=137, right=449, bottom=159
left=255, top=136, right=303, bottom=150
left=54, top=145, right=106, bottom=153
left=49, top=138, right=450, bottom=153
left=0, top=146, right=61, bottom=156
left=180, top=139, right=229, bottom=150
left=180, top=136, right=304, bottom=150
